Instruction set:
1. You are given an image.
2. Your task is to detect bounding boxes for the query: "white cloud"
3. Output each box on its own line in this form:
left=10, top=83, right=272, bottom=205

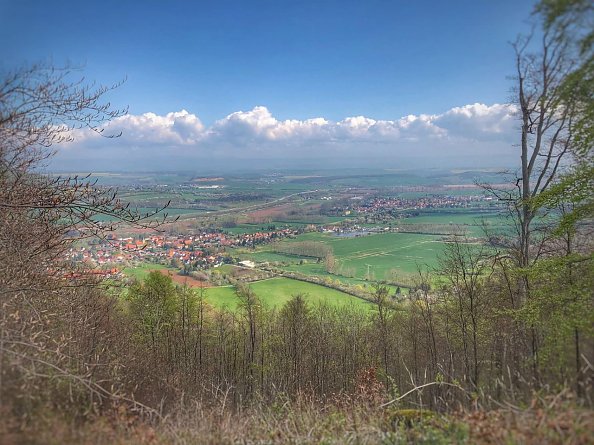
left=55, top=103, right=519, bottom=170
left=209, top=106, right=331, bottom=143
left=74, top=109, right=205, bottom=146
left=434, top=103, right=517, bottom=141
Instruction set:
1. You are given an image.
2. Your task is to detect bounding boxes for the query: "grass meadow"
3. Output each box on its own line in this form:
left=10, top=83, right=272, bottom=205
left=122, top=262, right=173, bottom=280
left=202, top=277, right=371, bottom=311
left=122, top=209, right=504, bottom=309
left=273, top=231, right=446, bottom=280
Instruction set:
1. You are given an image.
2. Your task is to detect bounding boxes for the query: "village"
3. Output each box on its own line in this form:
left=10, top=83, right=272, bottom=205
left=65, top=226, right=303, bottom=272
left=65, top=191, right=502, bottom=276
left=323, top=193, right=497, bottom=217
left=354, top=194, right=493, bottom=213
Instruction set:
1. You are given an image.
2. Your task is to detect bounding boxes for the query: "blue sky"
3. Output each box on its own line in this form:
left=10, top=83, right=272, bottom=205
left=0, top=0, right=538, bottom=171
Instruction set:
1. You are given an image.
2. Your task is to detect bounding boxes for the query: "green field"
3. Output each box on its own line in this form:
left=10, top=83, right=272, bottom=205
left=396, top=211, right=508, bottom=236
left=269, top=231, right=446, bottom=280
left=92, top=206, right=204, bottom=222
left=115, top=171, right=510, bottom=299
left=226, top=209, right=506, bottom=285
left=122, top=263, right=173, bottom=280
left=203, top=277, right=371, bottom=311
left=399, top=211, right=503, bottom=224
left=233, top=249, right=312, bottom=263
left=280, top=261, right=374, bottom=285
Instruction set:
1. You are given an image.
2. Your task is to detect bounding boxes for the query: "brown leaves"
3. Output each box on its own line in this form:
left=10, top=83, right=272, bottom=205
left=462, top=395, right=594, bottom=445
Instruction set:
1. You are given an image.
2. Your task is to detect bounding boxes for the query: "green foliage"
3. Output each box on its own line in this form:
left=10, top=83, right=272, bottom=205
left=235, top=281, right=261, bottom=312
left=280, top=294, right=312, bottom=328
left=537, top=0, right=594, bottom=152
left=387, top=408, right=436, bottom=424
left=517, top=254, right=594, bottom=372
left=127, top=271, right=178, bottom=345
left=532, top=165, right=594, bottom=235
left=532, top=0, right=594, bottom=236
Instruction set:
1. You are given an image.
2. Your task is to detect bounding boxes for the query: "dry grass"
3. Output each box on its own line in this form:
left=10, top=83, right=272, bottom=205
left=460, top=392, right=594, bottom=445
left=2, top=391, right=592, bottom=445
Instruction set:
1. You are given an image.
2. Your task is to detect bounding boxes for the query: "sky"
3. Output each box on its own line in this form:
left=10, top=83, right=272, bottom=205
left=0, top=0, right=538, bottom=172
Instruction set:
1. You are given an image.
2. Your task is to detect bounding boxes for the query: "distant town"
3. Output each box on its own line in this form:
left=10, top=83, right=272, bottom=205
left=66, top=191, right=502, bottom=275
left=66, top=227, right=302, bottom=272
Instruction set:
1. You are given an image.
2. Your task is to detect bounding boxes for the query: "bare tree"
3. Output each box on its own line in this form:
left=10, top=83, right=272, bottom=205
left=0, top=63, right=125, bottom=174
left=511, top=28, right=579, bottom=276
left=236, top=281, right=261, bottom=396
left=439, top=238, right=492, bottom=388
left=371, top=283, right=394, bottom=389
left=0, top=63, right=171, bottom=410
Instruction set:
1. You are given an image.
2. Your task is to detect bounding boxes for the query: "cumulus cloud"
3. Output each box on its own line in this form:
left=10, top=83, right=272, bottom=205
left=55, top=103, right=519, bottom=170
left=208, top=106, right=333, bottom=144
left=73, top=109, right=205, bottom=147
left=434, top=103, right=517, bottom=141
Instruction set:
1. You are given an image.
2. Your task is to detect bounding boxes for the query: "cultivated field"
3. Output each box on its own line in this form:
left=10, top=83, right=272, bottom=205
left=117, top=170, right=508, bottom=307
left=202, top=277, right=371, bottom=311
left=122, top=263, right=173, bottom=280
left=313, top=232, right=442, bottom=277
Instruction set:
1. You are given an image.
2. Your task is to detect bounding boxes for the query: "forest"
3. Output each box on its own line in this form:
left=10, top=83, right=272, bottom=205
left=0, top=1, right=593, bottom=444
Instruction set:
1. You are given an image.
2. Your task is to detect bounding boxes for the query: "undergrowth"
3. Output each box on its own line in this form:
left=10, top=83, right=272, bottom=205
left=2, top=391, right=592, bottom=445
